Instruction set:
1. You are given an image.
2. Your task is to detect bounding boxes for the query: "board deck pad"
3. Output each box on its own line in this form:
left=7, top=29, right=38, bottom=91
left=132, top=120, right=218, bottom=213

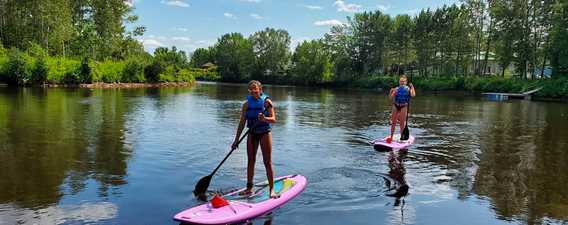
left=174, top=174, right=307, bottom=225
left=373, top=134, right=414, bottom=150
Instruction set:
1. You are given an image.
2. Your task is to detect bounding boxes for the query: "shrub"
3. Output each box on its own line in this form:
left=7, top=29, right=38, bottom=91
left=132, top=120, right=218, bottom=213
left=123, top=58, right=147, bottom=83
left=4, top=48, right=33, bottom=85
left=144, top=61, right=163, bottom=83
left=92, top=60, right=125, bottom=83
left=46, top=57, right=81, bottom=82
left=31, top=57, right=49, bottom=85
left=78, top=57, right=92, bottom=83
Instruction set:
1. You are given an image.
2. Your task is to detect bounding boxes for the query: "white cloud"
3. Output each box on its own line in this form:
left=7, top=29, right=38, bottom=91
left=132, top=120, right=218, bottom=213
left=303, top=5, right=323, bottom=10
left=185, top=40, right=216, bottom=52
left=172, top=37, right=191, bottom=42
left=139, top=35, right=215, bottom=54
left=140, top=39, right=165, bottom=47
left=240, top=0, right=261, bottom=2
left=224, top=12, right=236, bottom=19
left=172, top=27, right=188, bottom=32
left=314, top=19, right=345, bottom=26
left=377, top=4, right=391, bottom=12
left=403, top=8, right=420, bottom=16
left=161, top=0, right=189, bottom=8
left=334, top=0, right=361, bottom=13
left=250, top=13, right=263, bottom=20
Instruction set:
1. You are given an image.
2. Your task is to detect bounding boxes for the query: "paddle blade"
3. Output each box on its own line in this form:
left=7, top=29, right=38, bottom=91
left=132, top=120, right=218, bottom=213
left=400, top=125, right=409, bottom=140
left=193, top=175, right=212, bottom=197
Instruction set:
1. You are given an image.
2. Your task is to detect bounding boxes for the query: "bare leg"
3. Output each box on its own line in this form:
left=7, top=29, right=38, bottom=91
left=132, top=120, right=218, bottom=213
left=259, top=132, right=277, bottom=198
left=399, top=106, right=408, bottom=136
left=241, top=134, right=259, bottom=195
left=390, top=106, right=399, bottom=139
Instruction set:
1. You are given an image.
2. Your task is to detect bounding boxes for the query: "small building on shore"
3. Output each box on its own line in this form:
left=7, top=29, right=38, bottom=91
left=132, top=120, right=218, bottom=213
left=200, top=62, right=217, bottom=70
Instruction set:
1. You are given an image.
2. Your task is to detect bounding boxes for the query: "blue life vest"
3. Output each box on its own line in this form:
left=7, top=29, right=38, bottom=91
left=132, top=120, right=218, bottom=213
left=395, top=85, right=410, bottom=106
left=246, top=93, right=271, bottom=134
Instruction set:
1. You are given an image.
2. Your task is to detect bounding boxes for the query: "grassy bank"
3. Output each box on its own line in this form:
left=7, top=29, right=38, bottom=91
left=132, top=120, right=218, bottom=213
left=0, top=47, right=211, bottom=86
left=346, top=75, right=568, bottom=99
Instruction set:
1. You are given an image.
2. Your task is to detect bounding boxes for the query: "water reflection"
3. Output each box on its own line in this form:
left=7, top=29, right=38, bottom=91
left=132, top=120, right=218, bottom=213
left=0, top=202, right=118, bottom=224
left=1, top=82, right=567, bottom=225
left=0, top=88, right=134, bottom=208
left=473, top=100, right=568, bottom=224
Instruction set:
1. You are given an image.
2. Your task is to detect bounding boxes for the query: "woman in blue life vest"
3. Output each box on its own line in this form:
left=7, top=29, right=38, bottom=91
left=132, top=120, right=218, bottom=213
left=231, top=80, right=278, bottom=198
left=388, top=74, right=416, bottom=141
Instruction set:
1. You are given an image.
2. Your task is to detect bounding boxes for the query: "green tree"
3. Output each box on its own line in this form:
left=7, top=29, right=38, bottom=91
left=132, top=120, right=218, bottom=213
left=388, top=14, right=414, bottom=75
left=414, top=9, right=435, bottom=77
left=349, top=11, right=391, bottom=75
left=213, top=33, right=254, bottom=81
left=249, top=28, right=291, bottom=79
left=154, top=46, right=188, bottom=69
left=291, top=40, right=334, bottom=85
left=549, top=0, right=568, bottom=77
left=190, top=47, right=215, bottom=68
left=323, top=24, right=355, bottom=82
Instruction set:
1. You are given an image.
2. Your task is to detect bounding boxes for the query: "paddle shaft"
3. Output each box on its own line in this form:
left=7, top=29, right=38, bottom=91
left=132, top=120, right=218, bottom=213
left=209, top=127, right=250, bottom=176
left=406, top=73, right=412, bottom=126
left=209, top=106, right=271, bottom=176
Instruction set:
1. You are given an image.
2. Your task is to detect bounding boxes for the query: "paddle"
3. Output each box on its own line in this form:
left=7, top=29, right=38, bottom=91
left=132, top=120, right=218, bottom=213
left=193, top=106, right=271, bottom=198
left=401, top=75, right=412, bottom=141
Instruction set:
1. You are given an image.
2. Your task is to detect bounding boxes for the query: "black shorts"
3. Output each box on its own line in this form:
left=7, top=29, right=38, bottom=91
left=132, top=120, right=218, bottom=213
left=394, top=104, right=408, bottom=111
left=250, top=130, right=270, bottom=142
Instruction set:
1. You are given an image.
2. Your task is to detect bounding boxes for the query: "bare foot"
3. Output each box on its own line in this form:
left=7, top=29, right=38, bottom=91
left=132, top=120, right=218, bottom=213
left=269, top=190, right=279, bottom=199
left=239, top=188, right=253, bottom=196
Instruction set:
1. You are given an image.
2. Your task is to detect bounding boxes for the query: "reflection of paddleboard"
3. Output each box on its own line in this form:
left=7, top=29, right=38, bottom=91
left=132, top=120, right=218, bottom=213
left=373, top=134, right=414, bottom=150
left=174, top=174, right=307, bottom=225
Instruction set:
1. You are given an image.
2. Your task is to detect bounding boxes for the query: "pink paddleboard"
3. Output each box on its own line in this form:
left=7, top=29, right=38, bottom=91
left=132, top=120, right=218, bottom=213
left=373, top=134, right=414, bottom=150
left=174, top=174, right=307, bottom=225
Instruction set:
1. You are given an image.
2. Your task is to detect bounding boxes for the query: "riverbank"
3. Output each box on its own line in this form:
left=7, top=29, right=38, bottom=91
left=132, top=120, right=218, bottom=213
left=213, top=75, right=568, bottom=100
left=48, top=82, right=194, bottom=88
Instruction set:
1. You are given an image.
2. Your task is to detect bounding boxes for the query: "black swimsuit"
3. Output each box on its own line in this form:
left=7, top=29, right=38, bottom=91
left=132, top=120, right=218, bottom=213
left=394, top=103, right=407, bottom=111
left=250, top=130, right=270, bottom=142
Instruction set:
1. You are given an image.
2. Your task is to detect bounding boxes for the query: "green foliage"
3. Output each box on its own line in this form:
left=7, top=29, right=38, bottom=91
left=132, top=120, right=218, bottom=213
left=123, top=58, right=148, bottom=83
left=534, top=77, right=568, bottom=98
left=92, top=60, right=125, bottom=83
left=550, top=1, right=568, bottom=78
left=154, top=47, right=188, bottom=69
left=190, top=48, right=215, bottom=68
left=249, top=28, right=291, bottom=78
left=0, top=44, right=7, bottom=78
left=26, top=42, right=48, bottom=58
left=4, top=48, right=33, bottom=85
left=31, top=57, right=49, bottom=85
left=191, top=68, right=220, bottom=81
left=46, top=57, right=81, bottom=82
left=78, top=57, right=92, bottom=83
left=291, top=40, right=334, bottom=85
left=175, top=69, right=195, bottom=82
left=158, top=66, right=195, bottom=82
left=352, top=75, right=398, bottom=89
left=144, top=61, right=164, bottom=83
left=213, top=33, right=254, bottom=81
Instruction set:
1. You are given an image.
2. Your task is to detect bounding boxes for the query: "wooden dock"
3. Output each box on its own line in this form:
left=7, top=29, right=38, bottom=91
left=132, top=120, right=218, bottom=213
left=482, top=87, right=542, bottom=100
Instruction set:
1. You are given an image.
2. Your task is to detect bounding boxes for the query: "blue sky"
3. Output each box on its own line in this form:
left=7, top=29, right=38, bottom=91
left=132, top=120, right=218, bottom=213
left=130, top=0, right=459, bottom=54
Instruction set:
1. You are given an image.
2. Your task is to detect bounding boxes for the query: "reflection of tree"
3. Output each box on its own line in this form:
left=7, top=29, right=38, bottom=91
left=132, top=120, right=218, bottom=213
left=0, top=87, right=138, bottom=208
left=473, top=101, right=568, bottom=223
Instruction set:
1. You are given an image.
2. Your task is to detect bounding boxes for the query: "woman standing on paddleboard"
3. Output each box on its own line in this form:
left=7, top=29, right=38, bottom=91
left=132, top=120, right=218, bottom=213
left=232, top=80, right=278, bottom=198
left=388, top=74, right=416, bottom=142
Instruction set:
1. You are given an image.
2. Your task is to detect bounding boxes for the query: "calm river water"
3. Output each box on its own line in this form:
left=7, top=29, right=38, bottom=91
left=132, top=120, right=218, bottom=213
left=0, top=82, right=567, bottom=225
